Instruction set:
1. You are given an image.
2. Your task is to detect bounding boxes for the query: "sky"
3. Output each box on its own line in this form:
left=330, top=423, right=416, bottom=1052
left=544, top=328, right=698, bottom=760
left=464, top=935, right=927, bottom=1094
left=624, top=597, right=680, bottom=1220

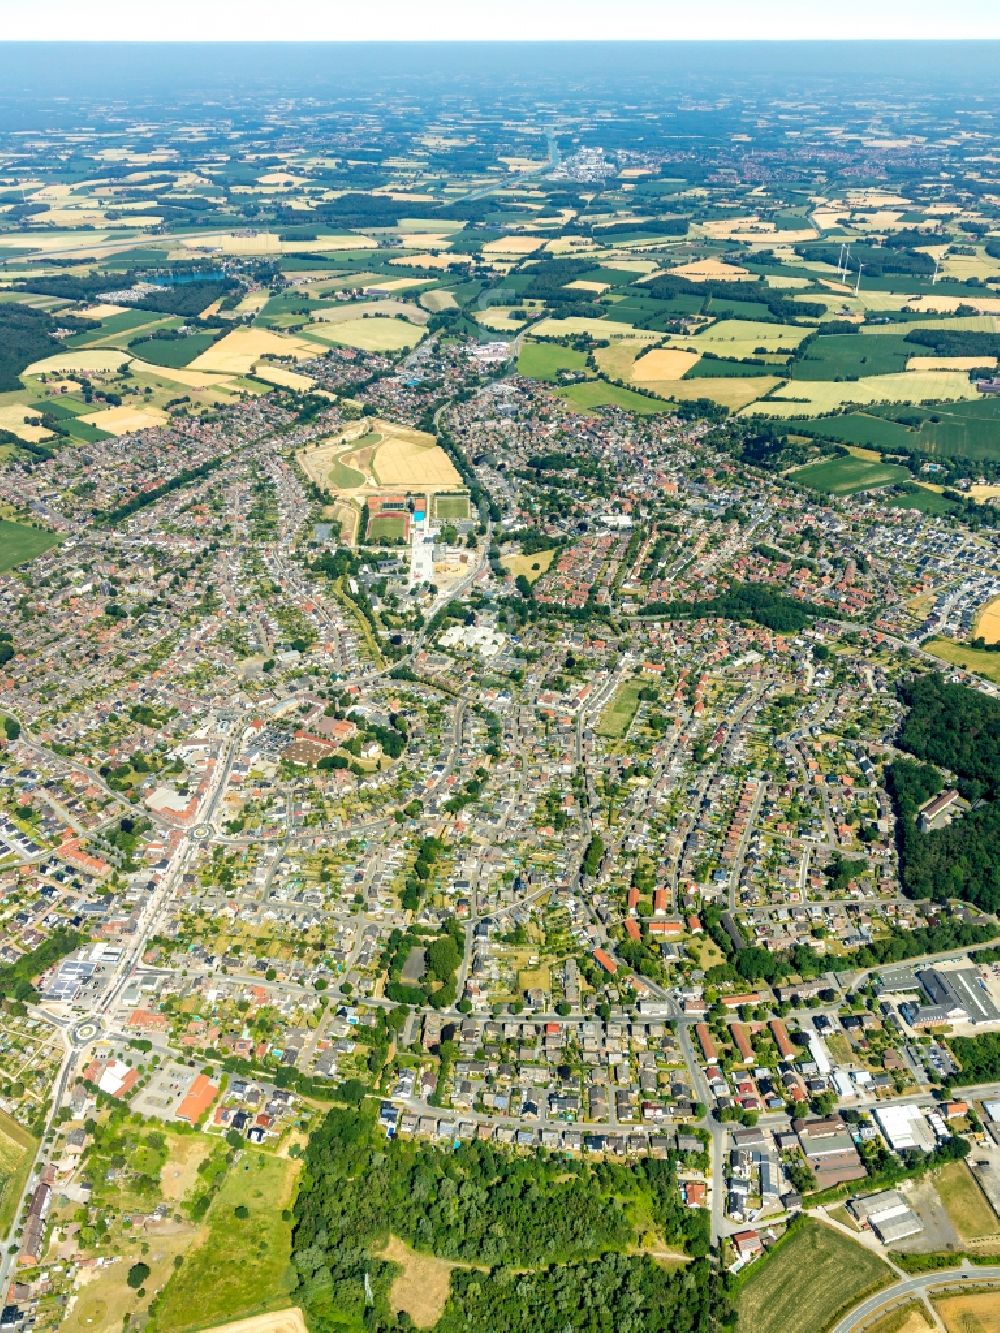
left=5, top=0, right=1000, bottom=42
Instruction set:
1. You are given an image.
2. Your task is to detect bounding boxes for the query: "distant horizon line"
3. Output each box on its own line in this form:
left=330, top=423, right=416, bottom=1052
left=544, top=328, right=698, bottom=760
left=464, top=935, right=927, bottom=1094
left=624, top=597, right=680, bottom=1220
left=3, top=36, right=1000, bottom=43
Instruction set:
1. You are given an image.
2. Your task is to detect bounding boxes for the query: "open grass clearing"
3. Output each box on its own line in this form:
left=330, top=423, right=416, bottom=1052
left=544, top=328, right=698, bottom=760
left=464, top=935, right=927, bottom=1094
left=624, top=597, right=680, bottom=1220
left=517, top=339, right=590, bottom=381
left=0, top=517, right=60, bottom=571
left=735, top=1219, right=893, bottom=1333
left=501, top=549, right=556, bottom=583
left=150, top=1149, right=298, bottom=1333
left=198, top=1311, right=307, bottom=1333
left=791, top=454, right=911, bottom=495
left=935, top=1161, right=1000, bottom=1243
left=559, top=378, right=673, bottom=415
left=63, top=1226, right=197, bottom=1333
left=379, top=1234, right=482, bottom=1329
left=923, top=637, right=1000, bottom=686
left=0, top=1108, right=36, bottom=1234
left=597, top=679, right=644, bottom=739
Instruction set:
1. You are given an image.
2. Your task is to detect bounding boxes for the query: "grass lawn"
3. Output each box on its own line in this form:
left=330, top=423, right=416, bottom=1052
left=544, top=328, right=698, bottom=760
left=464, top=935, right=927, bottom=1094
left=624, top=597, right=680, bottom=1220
left=433, top=493, right=470, bottom=521
left=0, top=517, right=60, bottom=570
left=367, top=514, right=407, bottom=542
left=328, top=455, right=366, bottom=490
left=0, top=1108, right=37, bottom=1234
left=517, top=339, right=590, bottom=382
left=596, top=679, right=644, bottom=739
left=791, top=454, right=911, bottom=495
left=501, top=549, right=556, bottom=584
left=923, top=637, right=1000, bottom=685
left=736, top=1219, right=893, bottom=1333
left=150, top=1149, right=298, bottom=1333
left=888, top=488, right=959, bottom=516
left=935, top=1161, right=1000, bottom=1243
left=559, top=378, right=672, bottom=416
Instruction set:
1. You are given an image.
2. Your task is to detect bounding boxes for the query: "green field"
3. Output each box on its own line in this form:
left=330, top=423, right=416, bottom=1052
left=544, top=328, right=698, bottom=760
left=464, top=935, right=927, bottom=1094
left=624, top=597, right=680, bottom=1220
left=149, top=1149, right=298, bottom=1333
left=923, top=637, right=1000, bottom=685
left=517, top=339, right=591, bottom=382
left=788, top=333, right=915, bottom=381
left=0, top=517, right=60, bottom=571
left=736, top=1220, right=893, bottom=1333
left=0, top=1108, right=37, bottom=1233
left=433, top=493, right=470, bottom=520
left=596, top=679, right=645, bottom=739
left=127, top=332, right=222, bottom=368
left=888, top=488, right=959, bottom=516
left=368, top=514, right=408, bottom=542
left=559, top=378, right=673, bottom=416
left=791, top=454, right=911, bottom=495
left=328, top=456, right=366, bottom=489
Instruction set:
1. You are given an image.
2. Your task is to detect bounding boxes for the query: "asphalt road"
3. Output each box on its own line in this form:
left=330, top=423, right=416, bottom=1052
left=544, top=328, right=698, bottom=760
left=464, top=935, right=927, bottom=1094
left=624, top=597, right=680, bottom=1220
left=832, top=1265, right=1000, bottom=1332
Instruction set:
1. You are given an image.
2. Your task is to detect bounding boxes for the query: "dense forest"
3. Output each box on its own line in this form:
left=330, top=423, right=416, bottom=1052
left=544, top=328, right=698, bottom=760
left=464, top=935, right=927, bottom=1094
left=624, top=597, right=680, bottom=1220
left=291, top=1105, right=723, bottom=1331
left=888, top=673, right=1000, bottom=910
left=0, top=303, right=73, bottom=390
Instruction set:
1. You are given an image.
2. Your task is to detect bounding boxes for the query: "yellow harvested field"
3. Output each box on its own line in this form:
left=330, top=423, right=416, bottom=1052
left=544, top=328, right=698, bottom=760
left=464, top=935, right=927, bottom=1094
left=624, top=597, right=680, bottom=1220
left=631, top=347, right=701, bottom=381
left=482, top=235, right=546, bottom=256
left=80, top=405, right=168, bottom=435
left=364, top=277, right=434, bottom=294
left=907, top=356, right=998, bottom=372
left=375, top=435, right=462, bottom=488
left=311, top=299, right=427, bottom=326
left=686, top=319, right=810, bottom=356
left=76, top=302, right=131, bottom=320
left=594, top=342, right=647, bottom=381
left=971, top=484, right=1000, bottom=505
left=420, top=289, right=458, bottom=313
left=179, top=231, right=373, bottom=256
left=755, top=370, right=980, bottom=415
left=232, top=289, right=271, bottom=315
left=565, top=280, right=610, bottom=293
left=976, top=596, right=1000, bottom=645
left=0, top=404, right=52, bottom=443
left=530, top=316, right=659, bottom=344
left=390, top=252, right=470, bottom=270
left=252, top=364, right=316, bottom=391
left=198, top=1310, right=307, bottom=1333
left=305, top=316, right=424, bottom=352
left=189, top=328, right=319, bottom=373
left=476, top=307, right=530, bottom=331
left=25, top=348, right=133, bottom=376
left=657, top=376, right=781, bottom=410
left=933, top=1289, right=1000, bottom=1333
left=668, top=258, right=752, bottom=281
left=905, top=294, right=1000, bottom=315
left=128, top=359, right=238, bottom=390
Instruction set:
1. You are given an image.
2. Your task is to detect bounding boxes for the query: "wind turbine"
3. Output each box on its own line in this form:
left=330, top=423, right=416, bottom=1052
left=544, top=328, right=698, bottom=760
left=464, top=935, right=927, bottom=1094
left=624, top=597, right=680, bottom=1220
left=932, top=254, right=941, bottom=285
left=837, top=242, right=847, bottom=279
left=855, top=262, right=865, bottom=297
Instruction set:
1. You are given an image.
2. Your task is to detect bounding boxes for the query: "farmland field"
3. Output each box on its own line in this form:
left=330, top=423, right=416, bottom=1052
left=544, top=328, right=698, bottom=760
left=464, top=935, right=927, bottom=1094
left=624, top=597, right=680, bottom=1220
left=0, top=1108, right=36, bottom=1233
left=923, top=637, right=1000, bottom=685
left=0, top=517, right=61, bottom=570
left=517, top=339, right=590, bottom=381
left=754, top=370, right=980, bottom=416
left=128, top=331, right=222, bottom=368
left=791, top=454, right=911, bottom=495
left=188, top=328, right=319, bottom=373
left=559, top=379, right=673, bottom=415
left=735, top=1220, right=893, bottom=1333
left=933, top=1288, right=1000, bottom=1333
left=304, top=315, right=424, bottom=351
left=975, top=597, right=1000, bottom=646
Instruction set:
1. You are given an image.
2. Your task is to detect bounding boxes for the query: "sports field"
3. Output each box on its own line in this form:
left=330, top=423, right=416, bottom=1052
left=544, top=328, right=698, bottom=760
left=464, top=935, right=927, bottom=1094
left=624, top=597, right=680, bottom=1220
left=0, top=517, right=61, bottom=571
left=791, top=454, right=911, bottom=495
left=735, top=1220, right=893, bottom=1333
